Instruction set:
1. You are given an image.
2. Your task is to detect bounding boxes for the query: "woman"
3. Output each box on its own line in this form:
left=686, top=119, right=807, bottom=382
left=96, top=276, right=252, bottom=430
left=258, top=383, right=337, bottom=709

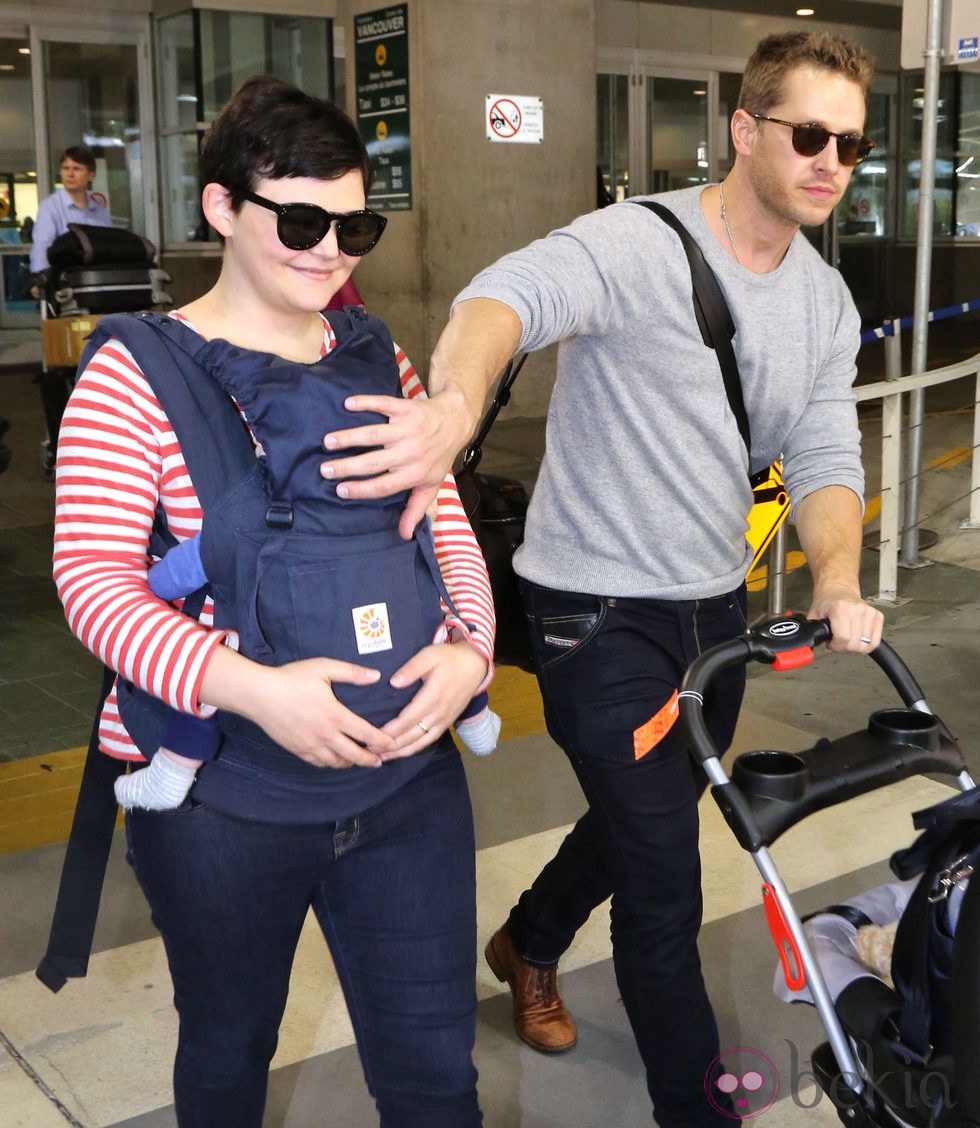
left=53, top=76, right=493, bottom=1127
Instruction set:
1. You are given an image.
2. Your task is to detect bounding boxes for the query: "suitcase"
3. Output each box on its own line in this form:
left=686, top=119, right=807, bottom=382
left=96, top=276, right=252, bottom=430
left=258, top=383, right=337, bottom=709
left=47, top=223, right=155, bottom=269
left=48, top=263, right=172, bottom=317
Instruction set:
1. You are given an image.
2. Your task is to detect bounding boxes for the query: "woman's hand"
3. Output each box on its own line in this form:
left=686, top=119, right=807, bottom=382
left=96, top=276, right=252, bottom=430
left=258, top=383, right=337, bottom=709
left=372, top=641, right=489, bottom=761
left=200, top=648, right=398, bottom=769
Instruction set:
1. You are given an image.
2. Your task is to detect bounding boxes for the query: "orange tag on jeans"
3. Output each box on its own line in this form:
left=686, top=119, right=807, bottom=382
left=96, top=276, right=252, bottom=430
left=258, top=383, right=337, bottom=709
left=633, top=690, right=679, bottom=760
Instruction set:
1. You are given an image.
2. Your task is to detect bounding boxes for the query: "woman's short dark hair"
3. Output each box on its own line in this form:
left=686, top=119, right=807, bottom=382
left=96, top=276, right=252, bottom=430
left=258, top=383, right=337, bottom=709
left=199, top=75, right=372, bottom=208
left=62, top=145, right=97, bottom=174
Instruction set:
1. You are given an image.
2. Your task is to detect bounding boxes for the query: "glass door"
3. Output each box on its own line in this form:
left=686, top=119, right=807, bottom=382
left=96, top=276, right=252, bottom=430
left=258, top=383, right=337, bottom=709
left=596, top=61, right=716, bottom=200
left=0, top=32, right=37, bottom=328
left=37, top=36, right=145, bottom=235
left=643, top=73, right=712, bottom=195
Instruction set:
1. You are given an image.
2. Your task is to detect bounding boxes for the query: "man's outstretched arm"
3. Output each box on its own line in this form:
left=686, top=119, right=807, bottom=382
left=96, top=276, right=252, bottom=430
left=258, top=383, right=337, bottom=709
left=795, top=484, right=884, bottom=652
left=321, top=298, right=523, bottom=538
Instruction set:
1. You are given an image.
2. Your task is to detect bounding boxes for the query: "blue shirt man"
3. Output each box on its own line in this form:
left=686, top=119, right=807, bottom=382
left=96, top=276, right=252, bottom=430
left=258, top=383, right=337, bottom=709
left=30, top=145, right=112, bottom=276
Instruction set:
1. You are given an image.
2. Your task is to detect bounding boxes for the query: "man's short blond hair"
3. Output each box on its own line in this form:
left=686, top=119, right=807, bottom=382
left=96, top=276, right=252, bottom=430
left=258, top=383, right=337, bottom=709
left=738, top=31, right=874, bottom=115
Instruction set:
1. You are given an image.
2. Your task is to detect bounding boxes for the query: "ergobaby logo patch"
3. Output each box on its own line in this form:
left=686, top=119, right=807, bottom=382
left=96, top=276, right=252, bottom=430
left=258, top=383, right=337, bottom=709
left=353, top=603, right=393, bottom=654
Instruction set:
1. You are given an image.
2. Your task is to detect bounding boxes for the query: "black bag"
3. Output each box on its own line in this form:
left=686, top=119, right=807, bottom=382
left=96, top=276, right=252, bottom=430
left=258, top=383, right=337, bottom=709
left=456, top=354, right=534, bottom=673
left=888, top=789, right=980, bottom=1059
left=457, top=469, right=531, bottom=672
left=47, top=223, right=156, bottom=268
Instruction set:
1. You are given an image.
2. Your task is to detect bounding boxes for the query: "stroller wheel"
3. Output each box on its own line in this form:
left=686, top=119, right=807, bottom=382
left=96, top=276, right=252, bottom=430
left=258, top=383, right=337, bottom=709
left=811, top=1042, right=892, bottom=1127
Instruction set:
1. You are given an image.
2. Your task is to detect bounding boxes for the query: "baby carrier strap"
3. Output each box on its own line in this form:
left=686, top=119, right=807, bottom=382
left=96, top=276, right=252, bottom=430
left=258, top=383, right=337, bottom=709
left=79, top=311, right=259, bottom=514
left=889, top=789, right=980, bottom=1060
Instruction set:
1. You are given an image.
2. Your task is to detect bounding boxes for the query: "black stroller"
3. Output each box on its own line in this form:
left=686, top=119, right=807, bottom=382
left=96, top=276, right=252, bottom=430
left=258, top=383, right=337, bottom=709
left=680, top=613, right=980, bottom=1128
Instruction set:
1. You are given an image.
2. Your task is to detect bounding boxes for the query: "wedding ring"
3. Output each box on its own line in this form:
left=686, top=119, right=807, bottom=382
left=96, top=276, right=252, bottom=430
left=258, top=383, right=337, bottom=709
left=417, top=720, right=430, bottom=735
left=860, top=635, right=872, bottom=645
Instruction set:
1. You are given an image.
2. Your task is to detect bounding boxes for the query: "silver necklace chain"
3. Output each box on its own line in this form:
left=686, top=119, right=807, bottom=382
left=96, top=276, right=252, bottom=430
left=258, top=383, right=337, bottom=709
left=719, top=181, right=743, bottom=267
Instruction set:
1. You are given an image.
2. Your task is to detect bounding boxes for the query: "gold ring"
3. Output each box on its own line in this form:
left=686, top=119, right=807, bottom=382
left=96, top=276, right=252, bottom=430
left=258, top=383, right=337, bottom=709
left=860, top=635, right=872, bottom=645
left=417, top=720, right=429, bottom=735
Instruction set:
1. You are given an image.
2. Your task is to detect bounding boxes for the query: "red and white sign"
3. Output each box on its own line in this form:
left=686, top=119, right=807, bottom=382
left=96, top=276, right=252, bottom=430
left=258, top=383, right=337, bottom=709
left=486, top=94, right=543, bottom=144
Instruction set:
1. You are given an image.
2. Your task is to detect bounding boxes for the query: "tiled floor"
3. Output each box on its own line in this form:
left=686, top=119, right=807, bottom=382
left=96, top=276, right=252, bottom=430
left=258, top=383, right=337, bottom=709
left=1, top=319, right=980, bottom=1126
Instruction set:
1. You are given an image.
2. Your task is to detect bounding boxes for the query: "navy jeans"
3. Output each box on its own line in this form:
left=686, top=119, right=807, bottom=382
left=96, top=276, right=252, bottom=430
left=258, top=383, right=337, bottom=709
left=511, top=580, right=747, bottom=1128
left=126, top=739, right=481, bottom=1128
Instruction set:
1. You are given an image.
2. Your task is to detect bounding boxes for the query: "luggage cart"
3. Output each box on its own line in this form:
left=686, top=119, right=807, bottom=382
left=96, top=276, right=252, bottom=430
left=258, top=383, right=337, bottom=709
left=679, top=613, right=978, bottom=1128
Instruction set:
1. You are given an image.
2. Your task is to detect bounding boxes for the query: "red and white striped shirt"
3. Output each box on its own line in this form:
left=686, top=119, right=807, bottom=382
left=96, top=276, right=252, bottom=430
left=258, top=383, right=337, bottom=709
left=53, top=317, right=495, bottom=759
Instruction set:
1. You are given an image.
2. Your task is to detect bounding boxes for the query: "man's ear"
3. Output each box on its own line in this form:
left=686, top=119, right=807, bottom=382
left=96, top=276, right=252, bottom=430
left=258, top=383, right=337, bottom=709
left=202, top=182, right=234, bottom=240
left=731, top=109, right=758, bottom=158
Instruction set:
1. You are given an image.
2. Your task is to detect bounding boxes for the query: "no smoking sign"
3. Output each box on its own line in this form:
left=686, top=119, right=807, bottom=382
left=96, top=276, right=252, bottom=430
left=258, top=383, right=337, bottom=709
left=485, top=94, right=543, bottom=144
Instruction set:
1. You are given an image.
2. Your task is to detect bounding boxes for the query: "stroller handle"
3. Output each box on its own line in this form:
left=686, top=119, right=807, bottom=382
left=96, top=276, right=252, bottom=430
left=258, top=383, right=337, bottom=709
left=680, top=612, right=928, bottom=768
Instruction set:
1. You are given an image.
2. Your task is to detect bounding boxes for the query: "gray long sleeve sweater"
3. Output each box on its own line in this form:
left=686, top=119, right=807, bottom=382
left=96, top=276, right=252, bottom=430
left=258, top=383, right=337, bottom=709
left=454, top=185, right=865, bottom=600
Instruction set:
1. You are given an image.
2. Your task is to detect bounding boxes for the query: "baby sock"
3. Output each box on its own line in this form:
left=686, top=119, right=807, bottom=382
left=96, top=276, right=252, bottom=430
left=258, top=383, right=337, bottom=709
left=114, top=751, right=199, bottom=811
left=455, top=708, right=502, bottom=756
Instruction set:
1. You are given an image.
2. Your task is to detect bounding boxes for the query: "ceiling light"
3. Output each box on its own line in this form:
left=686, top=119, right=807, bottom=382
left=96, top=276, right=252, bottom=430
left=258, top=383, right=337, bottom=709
left=797, top=7, right=815, bottom=15
left=18, top=47, right=30, bottom=54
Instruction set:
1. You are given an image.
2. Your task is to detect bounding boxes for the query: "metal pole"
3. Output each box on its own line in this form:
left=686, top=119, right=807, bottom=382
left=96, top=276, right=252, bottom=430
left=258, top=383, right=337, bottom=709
left=766, top=520, right=788, bottom=616
left=884, top=318, right=902, bottom=385
left=902, top=0, right=944, bottom=567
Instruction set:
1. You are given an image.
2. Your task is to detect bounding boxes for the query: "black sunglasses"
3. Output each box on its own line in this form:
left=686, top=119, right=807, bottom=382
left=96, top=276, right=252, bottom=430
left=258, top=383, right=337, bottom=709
left=241, top=190, right=387, bottom=255
left=750, top=114, right=876, bottom=167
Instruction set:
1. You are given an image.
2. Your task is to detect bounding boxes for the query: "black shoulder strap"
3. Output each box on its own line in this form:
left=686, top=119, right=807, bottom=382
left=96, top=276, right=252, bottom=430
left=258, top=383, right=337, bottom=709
left=631, top=199, right=765, bottom=488
left=36, top=664, right=126, bottom=992
left=458, top=353, right=528, bottom=475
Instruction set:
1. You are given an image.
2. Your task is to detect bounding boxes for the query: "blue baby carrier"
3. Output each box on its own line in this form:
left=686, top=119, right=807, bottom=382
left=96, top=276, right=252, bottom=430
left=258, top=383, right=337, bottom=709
left=36, top=308, right=467, bottom=992
left=77, top=308, right=457, bottom=823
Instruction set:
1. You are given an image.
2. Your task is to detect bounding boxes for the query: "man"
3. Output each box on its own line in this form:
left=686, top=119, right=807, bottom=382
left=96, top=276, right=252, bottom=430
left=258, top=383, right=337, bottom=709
left=30, top=145, right=112, bottom=479
left=30, top=144, right=112, bottom=293
left=320, top=30, right=885, bottom=1126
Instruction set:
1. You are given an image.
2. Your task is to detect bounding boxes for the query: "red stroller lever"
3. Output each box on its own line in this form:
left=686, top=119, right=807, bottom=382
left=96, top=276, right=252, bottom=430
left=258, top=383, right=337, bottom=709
left=762, top=883, right=806, bottom=991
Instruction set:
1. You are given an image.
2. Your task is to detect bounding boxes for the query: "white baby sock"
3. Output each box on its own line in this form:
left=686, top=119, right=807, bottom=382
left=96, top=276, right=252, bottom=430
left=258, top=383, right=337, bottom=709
left=455, top=708, right=502, bottom=756
left=114, top=751, right=199, bottom=811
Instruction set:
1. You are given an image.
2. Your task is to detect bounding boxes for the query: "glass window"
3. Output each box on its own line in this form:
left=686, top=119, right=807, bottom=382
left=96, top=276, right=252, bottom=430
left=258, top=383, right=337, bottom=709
left=596, top=73, right=629, bottom=204
left=956, top=73, right=980, bottom=237
left=717, top=72, right=742, bottom=181
left=155, top=9, right=335, bottom=247
left=899, top=69, right=980, bottom=240
left=838, top=89, right=893, bottom=239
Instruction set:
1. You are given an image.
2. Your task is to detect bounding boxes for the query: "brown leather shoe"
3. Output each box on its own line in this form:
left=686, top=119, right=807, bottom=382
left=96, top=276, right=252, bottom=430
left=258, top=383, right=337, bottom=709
left=485, top=925, right=577, bottom=1053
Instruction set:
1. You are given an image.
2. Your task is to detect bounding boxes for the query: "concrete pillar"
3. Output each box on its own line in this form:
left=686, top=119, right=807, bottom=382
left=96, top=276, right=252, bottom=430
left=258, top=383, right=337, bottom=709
left=345, top=0, right=596, bottom=416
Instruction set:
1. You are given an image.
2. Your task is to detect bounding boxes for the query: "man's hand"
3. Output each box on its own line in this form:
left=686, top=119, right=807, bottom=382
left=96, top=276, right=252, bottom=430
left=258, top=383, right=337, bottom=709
left=808, top=583, right=884, bottom=654
left=321, top=297, right=524, bottom=539
left=796, top=485, right=884, bottom=653
left=320, top=387, right=472, bottom=539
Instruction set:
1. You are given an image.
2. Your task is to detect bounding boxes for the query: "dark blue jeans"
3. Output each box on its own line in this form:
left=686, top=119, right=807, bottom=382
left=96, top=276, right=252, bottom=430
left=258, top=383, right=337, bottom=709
left=126, top=739, right=481, bottom=1128
left=512, top=580, right=747, bottom=1128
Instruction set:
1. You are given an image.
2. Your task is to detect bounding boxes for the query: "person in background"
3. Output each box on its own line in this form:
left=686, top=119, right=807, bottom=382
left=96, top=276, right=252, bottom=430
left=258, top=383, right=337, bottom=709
left=315, top=29, right=885, bottom=1127
left=31, top=145, right=113, bottom=481
left=29, top=144, right=112, bottom=297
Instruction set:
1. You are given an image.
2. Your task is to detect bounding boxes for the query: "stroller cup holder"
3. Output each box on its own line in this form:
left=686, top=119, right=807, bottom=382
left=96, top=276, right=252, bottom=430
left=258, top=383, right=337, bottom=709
left=732, top=751, right=809, bottom=802
left=721, top=704, right=964, bottom=851
left=868, top=708, right=940, bottom=751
